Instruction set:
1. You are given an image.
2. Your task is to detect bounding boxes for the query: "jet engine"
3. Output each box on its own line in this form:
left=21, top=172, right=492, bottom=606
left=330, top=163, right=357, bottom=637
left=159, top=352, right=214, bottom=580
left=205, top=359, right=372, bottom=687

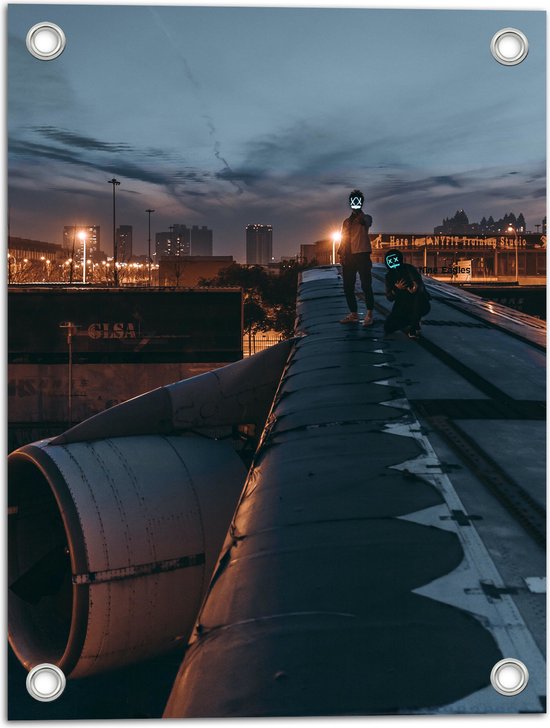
left=8, top=340, right=294, bottom=679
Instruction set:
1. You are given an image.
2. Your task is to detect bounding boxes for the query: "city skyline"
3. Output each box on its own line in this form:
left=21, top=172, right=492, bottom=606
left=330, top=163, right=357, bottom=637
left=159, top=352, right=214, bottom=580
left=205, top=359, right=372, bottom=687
left=8, top=6, right=546, bottom=261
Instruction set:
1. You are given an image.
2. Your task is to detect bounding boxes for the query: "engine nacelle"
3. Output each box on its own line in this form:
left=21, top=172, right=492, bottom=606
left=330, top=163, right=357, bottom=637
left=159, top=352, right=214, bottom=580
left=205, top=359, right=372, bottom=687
left=8, top=434, right=247, bottom=678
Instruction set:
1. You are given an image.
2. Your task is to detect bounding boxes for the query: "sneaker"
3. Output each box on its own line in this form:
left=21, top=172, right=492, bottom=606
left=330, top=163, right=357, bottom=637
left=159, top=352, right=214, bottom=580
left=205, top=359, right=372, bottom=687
left=339, top=312, right=359, bottom=324
left=363, top=312, right=374, bottom=327
left=407, top=328, right=420, bottom=340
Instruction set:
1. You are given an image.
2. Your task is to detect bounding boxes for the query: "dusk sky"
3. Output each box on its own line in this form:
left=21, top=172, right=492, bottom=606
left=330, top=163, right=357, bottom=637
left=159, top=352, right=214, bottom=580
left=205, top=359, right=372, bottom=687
left=8, top=5, right=546, bottom=261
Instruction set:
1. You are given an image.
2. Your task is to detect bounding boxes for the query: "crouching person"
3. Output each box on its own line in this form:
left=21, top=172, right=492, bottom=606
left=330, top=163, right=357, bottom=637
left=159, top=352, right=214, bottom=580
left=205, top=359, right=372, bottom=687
left=384, top=249, right=430, bottom=339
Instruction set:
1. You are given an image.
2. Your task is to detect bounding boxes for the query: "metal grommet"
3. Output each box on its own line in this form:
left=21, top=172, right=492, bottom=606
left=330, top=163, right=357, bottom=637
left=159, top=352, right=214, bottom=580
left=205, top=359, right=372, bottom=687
left=490, top=28, right=528, bottom=66
left=26, top=664, right=66, bottom=702
left=490, top=658, right=529, bottom=696
left=26, top=22, right=66, bottom=61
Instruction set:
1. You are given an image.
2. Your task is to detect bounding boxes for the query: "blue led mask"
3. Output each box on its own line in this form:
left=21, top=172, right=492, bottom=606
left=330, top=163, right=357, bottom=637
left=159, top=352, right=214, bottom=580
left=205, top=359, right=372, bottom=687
left=385, top=250, right=403, bottom=269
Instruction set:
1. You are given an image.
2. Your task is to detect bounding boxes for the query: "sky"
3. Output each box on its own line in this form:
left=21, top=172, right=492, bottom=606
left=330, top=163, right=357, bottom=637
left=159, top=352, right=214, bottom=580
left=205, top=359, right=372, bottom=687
left=8, top=5, right=546, bottom=261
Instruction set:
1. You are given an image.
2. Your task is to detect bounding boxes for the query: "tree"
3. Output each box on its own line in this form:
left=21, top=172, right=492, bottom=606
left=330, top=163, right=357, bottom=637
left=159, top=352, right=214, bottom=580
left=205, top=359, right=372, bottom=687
left=212, top=263, right=270, bottom=292
left=171, top=259, right=185, bottom=287
left=454, top=209, right=469, bottom=226
left=200, top=260, right=309, bottom=341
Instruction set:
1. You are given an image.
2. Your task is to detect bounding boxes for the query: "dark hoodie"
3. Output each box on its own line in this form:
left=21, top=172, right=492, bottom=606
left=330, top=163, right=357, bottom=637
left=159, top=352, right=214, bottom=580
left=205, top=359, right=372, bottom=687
left=384, top=250, right=428, bottom=301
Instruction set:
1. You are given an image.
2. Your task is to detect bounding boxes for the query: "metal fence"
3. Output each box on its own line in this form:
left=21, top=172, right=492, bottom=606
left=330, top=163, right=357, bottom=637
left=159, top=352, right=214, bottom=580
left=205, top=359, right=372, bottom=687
left=243, top=334, right=285, bottom=357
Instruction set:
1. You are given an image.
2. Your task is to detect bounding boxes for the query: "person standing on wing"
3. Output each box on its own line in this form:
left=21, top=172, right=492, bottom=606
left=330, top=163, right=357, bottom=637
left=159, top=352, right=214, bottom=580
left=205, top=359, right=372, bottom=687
left=338, top=189, right=375, bottom=326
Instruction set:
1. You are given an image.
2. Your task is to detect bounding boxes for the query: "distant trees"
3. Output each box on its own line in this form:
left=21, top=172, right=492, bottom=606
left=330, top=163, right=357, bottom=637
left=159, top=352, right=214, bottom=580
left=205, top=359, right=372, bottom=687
left=435, top=210, right=527, bottom=234
left=484, top=211, right=527, bottom=233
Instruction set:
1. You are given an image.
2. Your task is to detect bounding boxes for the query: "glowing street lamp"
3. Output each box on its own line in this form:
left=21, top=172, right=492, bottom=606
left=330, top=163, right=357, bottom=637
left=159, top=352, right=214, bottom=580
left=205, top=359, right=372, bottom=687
left=507, top=225, right=519, bottom=283
left=331, top=231, right=342, bottom=265
left=78, top=230, right=87, bottom=284
left=108, top=178, right=121, bottom=285
left=146, top=208, right=155, bottom=286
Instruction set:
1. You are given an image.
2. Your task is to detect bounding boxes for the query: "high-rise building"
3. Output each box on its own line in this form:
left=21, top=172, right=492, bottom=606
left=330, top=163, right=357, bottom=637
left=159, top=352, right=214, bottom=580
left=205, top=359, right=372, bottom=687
left=191, top=225, right=213, bottom=256
left=172, top=225, right=191, bottom=256
left=157, top=225, right=213, bottom=257
left=116, top=225, right=133, bottom=261
left=299, top=244, right=317, bottom=264
left=155, top=232, right=174, bottom=257
left=63, top=226, right=101, bottom=261
left=156, top=225, right=191, bottom=257
left=246, top=224, right=273, bottom=265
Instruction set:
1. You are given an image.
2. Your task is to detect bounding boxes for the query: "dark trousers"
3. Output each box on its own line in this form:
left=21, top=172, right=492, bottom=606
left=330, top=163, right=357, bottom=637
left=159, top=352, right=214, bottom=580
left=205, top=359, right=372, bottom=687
left=384, top=293, right=431, bottom=334
left=342, top=252, right=374, bottom=312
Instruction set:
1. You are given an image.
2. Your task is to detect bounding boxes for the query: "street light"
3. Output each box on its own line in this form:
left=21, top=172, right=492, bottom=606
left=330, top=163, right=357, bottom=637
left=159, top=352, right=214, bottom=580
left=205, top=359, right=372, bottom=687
left=108, top=178, right=121, bottom=286
left=78, top=230, right=87, bottom=284
left=507, top=225, right=519, bottom=284
left=59, top=322, right=78, bottom=425
left=146, top=208, right=155, bottom=286
left=331, top=231, right=341, bottom=265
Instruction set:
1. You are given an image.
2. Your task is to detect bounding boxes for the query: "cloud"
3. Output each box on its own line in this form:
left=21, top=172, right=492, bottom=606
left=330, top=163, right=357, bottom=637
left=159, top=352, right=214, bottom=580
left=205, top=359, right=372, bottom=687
left=8, top=35, right=76, bottom=122
left=237, top=121, right=366, bottom=178
left=8, top=131, right=198, bottom=189
left=10, top=138, right=90, bottom=166
left=34, top=126, right=134, bottom=153
left=148, top=10, right=243, bottom=193
left=9, top=137, right=171, bottom=186
left=370, top=174, right=465, bottom=202
left=49, top=186, right=107, bottom=198
left=215, top=167, right=266, bottom=185
left=173, top=169, right=211, bottom=182
left=13, top=124, right=219, bottom=201
left=432, top=175, right=462, bottom=189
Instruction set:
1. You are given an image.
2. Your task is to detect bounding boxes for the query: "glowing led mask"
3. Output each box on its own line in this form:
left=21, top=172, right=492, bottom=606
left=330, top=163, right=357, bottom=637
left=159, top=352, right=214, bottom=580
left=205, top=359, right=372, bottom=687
left=386, top=253, right=401, bottom=269
left=350, top=196, right=363, bottom=209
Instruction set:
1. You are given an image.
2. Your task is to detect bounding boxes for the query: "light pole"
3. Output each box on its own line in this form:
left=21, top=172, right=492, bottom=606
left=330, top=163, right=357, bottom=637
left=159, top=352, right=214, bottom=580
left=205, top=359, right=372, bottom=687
left=507, top=225, right=519, bottom=284
left=108, top=178, right=120, bottom=285
left=59, top=322, right=77, bottom=425
left=146, top=208, right=155, bottom=286
left=331, top=231, right=341, bottom=265
left=78, top=230, right=87, bottom=284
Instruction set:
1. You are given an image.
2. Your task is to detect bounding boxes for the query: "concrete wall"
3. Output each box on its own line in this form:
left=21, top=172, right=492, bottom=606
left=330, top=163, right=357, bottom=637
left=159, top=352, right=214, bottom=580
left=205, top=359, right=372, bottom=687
left=8, top=362, right=229, bottom=451
left=159, top=257, right=234, bottom=287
